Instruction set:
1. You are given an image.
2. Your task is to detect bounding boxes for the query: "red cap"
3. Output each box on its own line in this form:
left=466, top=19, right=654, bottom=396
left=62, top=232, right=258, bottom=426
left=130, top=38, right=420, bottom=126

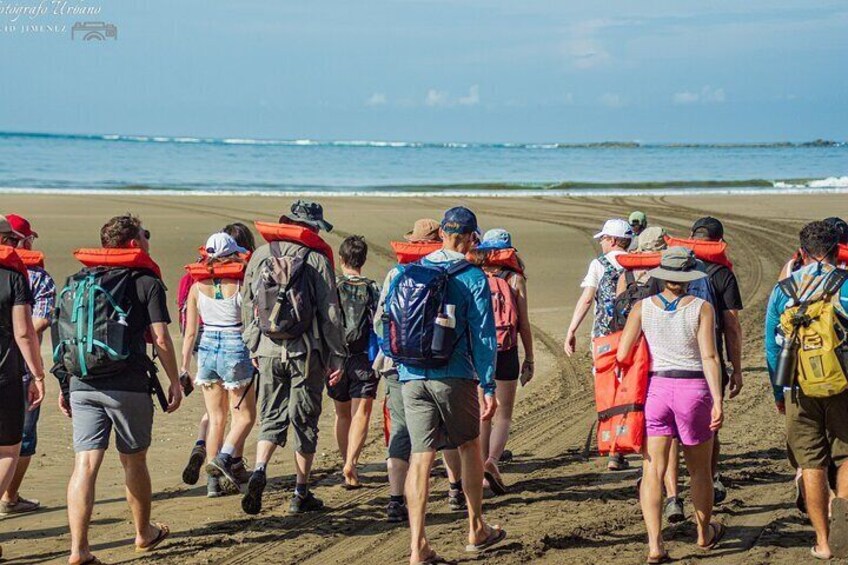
left=5, top=214, right=38, bottom=239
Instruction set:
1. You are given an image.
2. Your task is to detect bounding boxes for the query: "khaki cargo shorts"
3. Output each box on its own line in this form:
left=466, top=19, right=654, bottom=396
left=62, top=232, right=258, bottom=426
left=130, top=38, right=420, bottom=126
left=402, top=378, right=480, bottom=453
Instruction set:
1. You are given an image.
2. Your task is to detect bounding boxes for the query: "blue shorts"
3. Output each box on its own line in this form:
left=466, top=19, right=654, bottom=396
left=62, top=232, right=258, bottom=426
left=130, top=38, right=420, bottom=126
left=195, top=331, right=254, bottom=390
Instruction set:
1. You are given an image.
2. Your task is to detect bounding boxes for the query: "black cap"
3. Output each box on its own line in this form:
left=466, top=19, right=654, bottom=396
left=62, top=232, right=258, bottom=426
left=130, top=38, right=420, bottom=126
left=691, top=217, right=724, bottom=241
left=282, top=200, right=333, bottom=232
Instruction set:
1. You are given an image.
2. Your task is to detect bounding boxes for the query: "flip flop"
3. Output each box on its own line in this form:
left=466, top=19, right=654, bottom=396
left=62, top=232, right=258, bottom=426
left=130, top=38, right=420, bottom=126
left=646, top=551, right=671, bottom=564
left=342, top=482, right=363, bottom=491
left=698, top=522, right=726, bottom=550
left=135, top=523, right=170, bottom=553
left=70, top=557, right=104, bottom=565
left=829, top=497, right=848, bottom=558
left=483, top=471, right=507, bottom=496
left=811, top=546, right=833, bottom=560
left=465, top=526, right=507, bottom=553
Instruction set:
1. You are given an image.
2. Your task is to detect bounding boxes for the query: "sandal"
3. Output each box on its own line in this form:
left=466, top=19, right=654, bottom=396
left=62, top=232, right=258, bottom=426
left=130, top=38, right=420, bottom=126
left=698, top=522, right=726, bottom=550
left=646, top=551, right=671, bottom=564
left=417, top=553, right=457, bottom=565
left=465, top=526, right=507, bottom=553
left=70, top=557, right=105, bottom=565
left=483, top=471, right=507, bottom=496
left=135, top=523, right=170, bottom=553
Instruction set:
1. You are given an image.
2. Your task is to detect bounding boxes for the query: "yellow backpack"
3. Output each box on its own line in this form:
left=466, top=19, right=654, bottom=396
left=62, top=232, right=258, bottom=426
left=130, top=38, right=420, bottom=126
left=779, top=270, right=848, bottom=398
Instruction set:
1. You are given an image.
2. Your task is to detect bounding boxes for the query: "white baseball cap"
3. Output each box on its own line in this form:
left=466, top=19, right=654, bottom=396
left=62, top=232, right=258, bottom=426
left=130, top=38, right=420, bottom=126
left=593, top=218, right=633, bottom=240
left=204, top=232, right=246, bottom=259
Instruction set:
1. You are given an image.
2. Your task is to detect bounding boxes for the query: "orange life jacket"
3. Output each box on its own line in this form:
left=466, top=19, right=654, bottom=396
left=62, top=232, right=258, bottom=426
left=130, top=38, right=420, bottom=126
left=0, top=245, right=28, bottom=277
left=254, top=221, right=335, bottom=268
left=15, top=249, right=44, bottom=269
left=476, top=247, right=525, bottom=276
left=616, top=252, right=661, bottom=271
left=390, top=241, right=442, bottom=264
left=593, top=332, right=650, bottom=455
left=840, top=244, right=848, bottom=264
left=185, top=252, right=250, bottom=281
left=73, top=248, right=163, bottom=279
left=665, top=236, right=733, bottom=269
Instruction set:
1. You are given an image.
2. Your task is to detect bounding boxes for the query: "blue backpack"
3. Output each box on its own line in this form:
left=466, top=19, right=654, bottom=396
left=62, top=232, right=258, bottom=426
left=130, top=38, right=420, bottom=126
left=381, top=259, right=471, bottom=368
left=687, top=261, right=720, bottom=328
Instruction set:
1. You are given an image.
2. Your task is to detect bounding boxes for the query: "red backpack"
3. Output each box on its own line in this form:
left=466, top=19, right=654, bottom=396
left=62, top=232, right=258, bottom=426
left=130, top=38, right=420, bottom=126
left=488, top=271, right=519, bottom=352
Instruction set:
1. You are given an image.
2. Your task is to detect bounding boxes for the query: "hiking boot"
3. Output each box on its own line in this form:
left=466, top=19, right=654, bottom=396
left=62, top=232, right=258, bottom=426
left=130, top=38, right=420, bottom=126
left=241, top=469, right=267, bottom=515
left=663, top=496, right=685, bottom=524
left=207, top=455, right=241, bottom=494
left=607, top=453, right=630, bottom=471
left=499, top=450, right=514, bottom=463
left=289, top=491, right=324, bottom=514
left=386, top=500, right=408, bottom=523
left=0, top=496, right=40, bottom=515
left=182, top=444, right=206, bottom=485
left=207, top=475, right=223, bottom=498
left=713, top=475, right=728, bottom=505
left=231, top=459, right=252, bottom=485
left=448, top=489, right=467, bottom=512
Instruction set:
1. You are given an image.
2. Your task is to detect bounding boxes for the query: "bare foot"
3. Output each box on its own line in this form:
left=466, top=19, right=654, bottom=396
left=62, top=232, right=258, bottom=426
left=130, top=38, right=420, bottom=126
left=343, top=464, right=361, bottom=488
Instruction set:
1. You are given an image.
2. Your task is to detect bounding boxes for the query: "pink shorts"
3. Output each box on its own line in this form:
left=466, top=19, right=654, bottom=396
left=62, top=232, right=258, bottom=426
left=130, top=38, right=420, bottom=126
left=645, top=376, right=714, bottom=446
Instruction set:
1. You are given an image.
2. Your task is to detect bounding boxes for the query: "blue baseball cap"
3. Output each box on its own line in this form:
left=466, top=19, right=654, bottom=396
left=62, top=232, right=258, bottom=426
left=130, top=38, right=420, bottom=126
left=441, top=206, right=480, bottom=235
left=477, top=228, right=513, bottom=250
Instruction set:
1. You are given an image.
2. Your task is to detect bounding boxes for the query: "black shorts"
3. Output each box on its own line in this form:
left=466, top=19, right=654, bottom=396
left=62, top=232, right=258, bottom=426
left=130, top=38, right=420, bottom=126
left=0, top=375, right=25, bottom=446
left=495, top=347, right=520, bottom=382
left=327, top=353, right=379, bottom=402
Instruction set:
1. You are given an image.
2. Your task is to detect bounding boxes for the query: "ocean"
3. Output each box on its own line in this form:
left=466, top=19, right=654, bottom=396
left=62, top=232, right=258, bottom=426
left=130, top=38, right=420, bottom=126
left=1, top=132, right=846, bottom=196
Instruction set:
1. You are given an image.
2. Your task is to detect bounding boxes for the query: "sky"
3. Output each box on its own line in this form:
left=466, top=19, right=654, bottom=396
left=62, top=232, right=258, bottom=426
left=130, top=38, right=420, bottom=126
left=1, top=0, right=846, bottom=142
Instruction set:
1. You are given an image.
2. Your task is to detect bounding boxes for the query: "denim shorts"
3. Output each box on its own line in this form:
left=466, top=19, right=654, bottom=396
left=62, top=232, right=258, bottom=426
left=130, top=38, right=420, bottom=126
left=195, top=330, right=254, bottom=390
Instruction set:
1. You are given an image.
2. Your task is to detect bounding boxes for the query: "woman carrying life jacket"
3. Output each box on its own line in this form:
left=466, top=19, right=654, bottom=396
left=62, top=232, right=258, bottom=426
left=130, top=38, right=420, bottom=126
left=467, top=229, right=533, bottom=496
left=617, top=247, right=725, bottom=563
left=179, top=223, right=257, bottom=490
left=180, top=232, right=256, bottom=498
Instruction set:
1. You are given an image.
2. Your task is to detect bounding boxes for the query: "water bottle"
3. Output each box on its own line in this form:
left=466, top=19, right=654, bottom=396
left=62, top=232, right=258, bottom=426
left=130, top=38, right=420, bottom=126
left=774, top=333, right=799, bottom=388
left=431, top=305, right=457, bottom=360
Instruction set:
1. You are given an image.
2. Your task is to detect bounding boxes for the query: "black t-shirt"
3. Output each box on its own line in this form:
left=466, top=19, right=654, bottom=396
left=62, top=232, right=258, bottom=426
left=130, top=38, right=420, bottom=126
left=71, top=271, right=171, bottom=393
left=0, top=268, right=34, bottom=382
left=705, top=263, right=743, bottom=367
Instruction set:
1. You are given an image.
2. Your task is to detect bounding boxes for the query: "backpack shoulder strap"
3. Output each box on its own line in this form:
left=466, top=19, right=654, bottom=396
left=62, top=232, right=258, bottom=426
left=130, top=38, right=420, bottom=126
left=624, top=270, right=636, bottom=287
left=778, top=276, right=800, bottom=303
left=269, top=240, right=282, bottom=258
left=445, top=259, right=471, bottom=276
left=823, top=269, right=848, bottom=298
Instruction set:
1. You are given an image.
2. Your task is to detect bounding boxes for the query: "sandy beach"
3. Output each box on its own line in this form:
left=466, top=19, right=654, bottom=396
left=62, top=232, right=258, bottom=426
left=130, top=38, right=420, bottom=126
left=0, top=192, right=843, bottom=564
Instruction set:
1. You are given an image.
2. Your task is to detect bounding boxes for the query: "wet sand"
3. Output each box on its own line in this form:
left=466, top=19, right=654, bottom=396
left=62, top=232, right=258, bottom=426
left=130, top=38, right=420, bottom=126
left=0, top=192, right=843, bottom=564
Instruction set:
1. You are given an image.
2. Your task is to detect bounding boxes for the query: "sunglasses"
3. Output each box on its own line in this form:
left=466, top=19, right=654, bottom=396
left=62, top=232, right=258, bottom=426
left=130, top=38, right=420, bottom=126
left=142, top=229, right=151, bottom=240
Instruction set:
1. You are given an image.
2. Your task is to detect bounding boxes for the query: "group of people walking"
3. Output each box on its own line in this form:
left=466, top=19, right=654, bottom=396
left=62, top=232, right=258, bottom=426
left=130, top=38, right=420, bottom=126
left=0, top=202, right=533, bottom=564
left=1, top=202, right=848, bottom=564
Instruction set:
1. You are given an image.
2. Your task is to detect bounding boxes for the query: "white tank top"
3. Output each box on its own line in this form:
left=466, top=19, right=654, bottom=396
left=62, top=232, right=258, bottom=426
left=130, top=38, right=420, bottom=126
left=640, top=296, right=704, bottom=373
left=197, top=283, right=243, bottom=332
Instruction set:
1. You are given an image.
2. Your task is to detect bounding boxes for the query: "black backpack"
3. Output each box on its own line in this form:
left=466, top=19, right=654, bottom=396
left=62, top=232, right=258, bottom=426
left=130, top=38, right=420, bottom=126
left=337, top=275, right=380, bottom=354
left=254, top=243, right=316, bottom=340
left=611, top=272, right=659, bottom=332
left=52, top=267, right=137, bottom=379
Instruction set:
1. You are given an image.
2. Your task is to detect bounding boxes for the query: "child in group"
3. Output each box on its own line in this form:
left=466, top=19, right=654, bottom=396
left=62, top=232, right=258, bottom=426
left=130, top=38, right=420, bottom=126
left=328, top=236, right=381, bottom=489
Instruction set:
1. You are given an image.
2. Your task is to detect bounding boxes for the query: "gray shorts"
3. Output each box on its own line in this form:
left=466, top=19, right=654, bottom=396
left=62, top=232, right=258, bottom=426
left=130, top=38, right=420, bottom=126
left=384, top=372, right=411, bottom=461
left=257, top=354, right=325, bottom=454
left=402, top=378, right=480, bottom=453
left=71, top=390, right=153, bottom=454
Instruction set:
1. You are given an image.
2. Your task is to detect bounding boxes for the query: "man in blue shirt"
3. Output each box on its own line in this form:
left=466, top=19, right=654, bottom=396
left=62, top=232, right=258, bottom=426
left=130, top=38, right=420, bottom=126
left=395, top=207, right=505, bottom=563
left=764, top=220, right=848, bottom=560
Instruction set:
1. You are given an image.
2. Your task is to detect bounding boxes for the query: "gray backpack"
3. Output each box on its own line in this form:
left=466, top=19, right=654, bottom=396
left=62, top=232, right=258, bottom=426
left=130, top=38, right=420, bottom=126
left=254, top=243, right=315, bottom=340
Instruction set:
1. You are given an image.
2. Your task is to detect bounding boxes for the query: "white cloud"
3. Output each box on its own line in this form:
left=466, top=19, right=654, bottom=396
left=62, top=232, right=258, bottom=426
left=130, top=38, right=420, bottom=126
left=562, top=18, right=639, bottom=70
left=458, top=85, right=480, bottom=106
left=425, top=89, right=450, bottom=107
left=424, top=86, right=481, bottom=108
left=563, top=92, right=574, bottom=105
left=672, top=86, right=726, bottom=105
left=366, top=92, right=387, bottom=107
left=600, top=93, right=625, bottom=108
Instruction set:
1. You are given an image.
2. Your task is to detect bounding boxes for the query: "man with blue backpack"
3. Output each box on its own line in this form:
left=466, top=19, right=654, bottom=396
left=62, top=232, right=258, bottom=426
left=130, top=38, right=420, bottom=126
left=381, top=206, right=505, bottom=563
